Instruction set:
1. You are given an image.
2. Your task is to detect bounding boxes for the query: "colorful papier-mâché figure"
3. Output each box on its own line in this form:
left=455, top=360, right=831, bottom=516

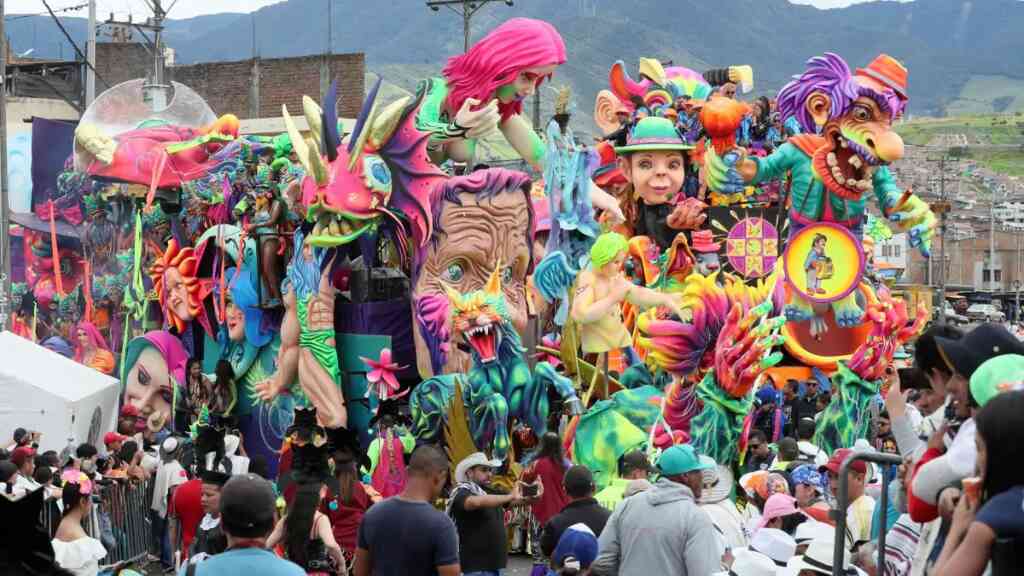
left=706, top=53, right=936, bottom=336
left=411, top=169, right=537, bottom=378
left=282, top=78, right=443, bottom=252
left=256, top=231, right=345, bottom=430
left=409, top=264, right=581, bottom=462
left=637, top=271, right=784, bottom=466
left=415, top=17, right=623, bottom=221
left=814, top=286, right=927, bottom=454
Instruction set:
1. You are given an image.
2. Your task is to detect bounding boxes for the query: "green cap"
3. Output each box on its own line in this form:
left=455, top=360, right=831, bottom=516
left=969, top=353, right=1024, bottom=407
left=614, top=117, right=694, bottom=154
left=656, top=444, right=714, bottom=476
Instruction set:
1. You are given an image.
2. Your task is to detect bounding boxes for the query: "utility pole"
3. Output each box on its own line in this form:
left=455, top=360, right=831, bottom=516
left=929, top=152, right=951, bottom=324
left=425, top=0, right=515, bottom=52
left=107, top=0, right=174, bottom=110
left=326, top=0, right=332, bottom=54
left=86, top=0, right=96, bottom=105
left=0, top=0, right=9, bottom=330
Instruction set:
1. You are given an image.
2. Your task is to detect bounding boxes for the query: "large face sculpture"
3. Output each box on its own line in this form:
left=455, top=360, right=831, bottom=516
left=150, top=238, right=213, bottom=335
left=122, top=332, right=187, bottom=433
left=412, top=169, right=534, bottom=377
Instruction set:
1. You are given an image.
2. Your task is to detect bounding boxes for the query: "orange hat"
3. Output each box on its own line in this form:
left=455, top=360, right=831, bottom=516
left=855, top=54, right=908, bottom=99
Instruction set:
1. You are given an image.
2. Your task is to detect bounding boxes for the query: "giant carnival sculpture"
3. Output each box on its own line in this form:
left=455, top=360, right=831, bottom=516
left=9, top=13, right=941, bottom=496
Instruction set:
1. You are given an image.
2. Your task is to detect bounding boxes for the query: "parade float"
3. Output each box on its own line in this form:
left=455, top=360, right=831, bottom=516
left=6, top=14, right=935, bottom=489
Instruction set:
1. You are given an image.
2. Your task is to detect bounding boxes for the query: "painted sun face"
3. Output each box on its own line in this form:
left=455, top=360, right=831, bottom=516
left=623, top=151, right=686, bottom=206
left=496, top=64, right=559, bottom=104
left=163, top=267, right=193, bottom=324
left=124, top=346, right=173, bottom=433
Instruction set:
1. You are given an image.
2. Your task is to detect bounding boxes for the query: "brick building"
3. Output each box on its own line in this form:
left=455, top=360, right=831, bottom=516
left=95, top=43, right=365, bottom=119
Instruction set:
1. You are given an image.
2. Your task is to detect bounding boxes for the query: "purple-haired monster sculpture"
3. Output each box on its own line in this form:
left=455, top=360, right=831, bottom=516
left=706, top=53, right=936, bottom=338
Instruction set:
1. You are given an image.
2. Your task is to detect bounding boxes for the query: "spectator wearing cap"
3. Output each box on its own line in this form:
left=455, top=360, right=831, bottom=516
left=594, top=450, right=653, bottom=511
left=178, top=474, right=305, bottom=576
left=591, top=444, right=719, bottom=576
left=796, top=418, right=828, bottom=467
left=153, top=437, right=188, bottom=571
left=791, top=465, right=830, bottom=525
left=541, top=465, right=611, bottom=558
left=10, top=445, right=39, bottom=495
left=931, top=388, right=1024, bottom=576
left=912, top=324, right=962, bottom=436
left=448, top=452, right=533, bottom=575
left=821, top=448, right=875, bottom=546
left=186, top=457, right=233, bottom=563
left=548, top=523, right=598, bottom=576
left=699, top=459, right=748, bottom=551
left=756, top=493, right=807, bottom=538
left=910, top=323, right=1024, bottom=522
left=355, top=445, right=460, bottom=576
left=103, top=432, right=128, bottom=458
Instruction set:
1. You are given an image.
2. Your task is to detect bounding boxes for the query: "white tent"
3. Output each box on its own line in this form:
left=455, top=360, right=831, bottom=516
left=0, top=331, right=121, bottom=453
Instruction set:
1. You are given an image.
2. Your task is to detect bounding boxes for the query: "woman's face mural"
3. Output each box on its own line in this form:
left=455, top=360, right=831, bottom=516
left=412, top=170, right=534, bottom=377
left=124, top=346, right=174, bottom=432
left=225, top=300, right=246, bottom=342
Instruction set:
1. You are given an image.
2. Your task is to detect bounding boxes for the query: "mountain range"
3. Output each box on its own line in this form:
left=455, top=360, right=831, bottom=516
left=6, top=0, right=1024, bottom=121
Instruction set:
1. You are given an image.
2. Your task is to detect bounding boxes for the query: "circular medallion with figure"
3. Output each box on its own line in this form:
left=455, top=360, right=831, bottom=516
left=783, top=222, right=864, bottom=304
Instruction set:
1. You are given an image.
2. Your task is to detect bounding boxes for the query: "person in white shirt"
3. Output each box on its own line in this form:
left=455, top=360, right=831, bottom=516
left=151, top=437, right=188, bottom=571
left=10, top=446, right=41, bottom=496
left=796, top=418, right=829, bottom=467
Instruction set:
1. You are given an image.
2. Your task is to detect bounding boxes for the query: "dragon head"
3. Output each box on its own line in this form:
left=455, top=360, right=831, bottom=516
left=284, top=78, right=443, bottom=251
left=443, top=264, right=514, bottom=364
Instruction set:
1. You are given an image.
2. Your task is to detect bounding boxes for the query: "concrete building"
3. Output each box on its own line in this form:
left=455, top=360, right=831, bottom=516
left=94, top=43, right=365, bottom=120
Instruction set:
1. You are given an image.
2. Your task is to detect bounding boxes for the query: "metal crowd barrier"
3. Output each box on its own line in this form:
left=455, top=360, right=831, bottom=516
left=41, top=477, right=155, bottom=569
left=831, top=451, right=902, bottom=576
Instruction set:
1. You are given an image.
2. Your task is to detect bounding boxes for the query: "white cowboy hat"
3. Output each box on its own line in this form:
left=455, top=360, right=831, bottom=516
left=781, top=538, right=863, bottom=576
left=454, top=452, right=502, bottom=483
left=731, top=548, right=779, bottom=576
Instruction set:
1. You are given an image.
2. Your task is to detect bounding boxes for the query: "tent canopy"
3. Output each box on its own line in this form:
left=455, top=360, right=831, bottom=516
left=0, top=331, right=120, bottom=452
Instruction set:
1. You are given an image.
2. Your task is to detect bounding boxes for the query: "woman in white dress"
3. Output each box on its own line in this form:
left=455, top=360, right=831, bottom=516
left=51, top=470, right=106, bottom=576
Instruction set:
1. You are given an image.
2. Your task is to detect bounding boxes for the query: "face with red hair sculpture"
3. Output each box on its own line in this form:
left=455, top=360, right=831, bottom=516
left=442, top=17, right=566, bottom=122
left=149, top=239, right=213, bottom=335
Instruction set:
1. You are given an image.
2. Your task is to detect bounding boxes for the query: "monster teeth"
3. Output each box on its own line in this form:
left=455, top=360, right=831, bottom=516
left=328, top=220, right=341, bottom=236
left=832, top=166, right=846, bottom=185
left=312, top=221, right=324, bottom=237
left=858, top=179, right=873, bottom=191
left=839, top=139, right=848, bottom=148
left=827, top=153, right=838, bottom=167
left=848, top=155, right=862, bottom=169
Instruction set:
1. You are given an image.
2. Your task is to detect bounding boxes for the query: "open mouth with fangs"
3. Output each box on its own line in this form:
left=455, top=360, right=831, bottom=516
left=813, top=127, right=881, bottom=200
left=464, top=322, right=499, bottom=363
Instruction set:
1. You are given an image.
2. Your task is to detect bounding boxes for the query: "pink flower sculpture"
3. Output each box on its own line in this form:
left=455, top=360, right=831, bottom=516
left=361, top=348, right=408, bottom=401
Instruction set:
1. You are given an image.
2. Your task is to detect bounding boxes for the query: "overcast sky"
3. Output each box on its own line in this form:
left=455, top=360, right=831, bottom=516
left=7, top=0, right=910, bottom=20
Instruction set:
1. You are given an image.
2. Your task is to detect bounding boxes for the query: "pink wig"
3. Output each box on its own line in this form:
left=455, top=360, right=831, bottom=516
left=74, top=321, right=110, bottom=362
left=443, top=17, right=566, bottom=122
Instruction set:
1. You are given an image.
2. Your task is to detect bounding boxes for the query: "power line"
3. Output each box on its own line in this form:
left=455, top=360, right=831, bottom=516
left=7, top=2, right=88, bottom=21
left=40, top=0, right=110, bottom=89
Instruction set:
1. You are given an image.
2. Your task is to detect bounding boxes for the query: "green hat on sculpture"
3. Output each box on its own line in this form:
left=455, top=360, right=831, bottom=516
left=615, top=116, right=694, bottom=154
left=969, top=353, right=1024, bottom=407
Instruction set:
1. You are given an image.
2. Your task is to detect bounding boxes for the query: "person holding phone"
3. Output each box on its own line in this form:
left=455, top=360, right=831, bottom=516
left=448, top=452, right=538, bottom=576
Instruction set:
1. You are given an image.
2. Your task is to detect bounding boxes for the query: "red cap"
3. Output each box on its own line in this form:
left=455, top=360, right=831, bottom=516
left=11, top=446, right=36, bottom=467
left=819, top=448, right=868, bottom=475
left=119, top=404, right=140, bottom=418
left=104, top=432, right=128, bottom=446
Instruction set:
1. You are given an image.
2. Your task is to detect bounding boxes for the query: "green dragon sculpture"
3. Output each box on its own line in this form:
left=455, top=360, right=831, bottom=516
left=409, top=265, right=582, bottom=462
